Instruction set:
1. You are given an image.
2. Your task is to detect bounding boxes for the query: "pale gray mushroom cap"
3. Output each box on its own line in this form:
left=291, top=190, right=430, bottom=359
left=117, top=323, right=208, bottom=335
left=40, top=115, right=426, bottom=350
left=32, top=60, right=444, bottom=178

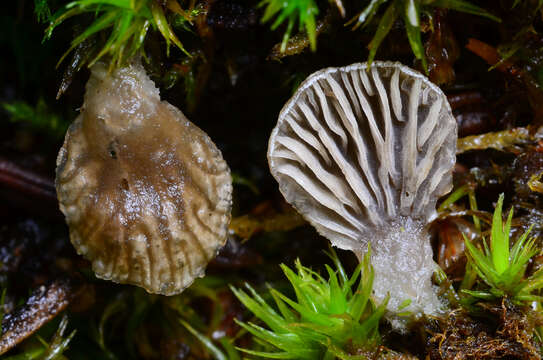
left=268, top=62, right=457, bottom=325
left=56, top=60, right=232, bottom=295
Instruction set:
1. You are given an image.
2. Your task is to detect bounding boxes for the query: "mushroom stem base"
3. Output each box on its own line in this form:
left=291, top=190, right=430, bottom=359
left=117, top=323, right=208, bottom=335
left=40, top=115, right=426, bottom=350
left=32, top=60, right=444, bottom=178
left=354, top=217, right=447, bottom=330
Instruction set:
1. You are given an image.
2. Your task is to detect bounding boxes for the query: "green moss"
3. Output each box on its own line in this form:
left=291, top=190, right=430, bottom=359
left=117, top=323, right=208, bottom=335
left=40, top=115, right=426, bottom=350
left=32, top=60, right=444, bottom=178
left=232, top=248, right=386, bottom=359
left=351, top=0, right=500, bottom=71
left=2, top=98, right=68, bottom=139
left=462, top=194, right=543, bottom=305
left=44, top=0, right=191, bottom=70
left=259, top=0, right=319, bottom=53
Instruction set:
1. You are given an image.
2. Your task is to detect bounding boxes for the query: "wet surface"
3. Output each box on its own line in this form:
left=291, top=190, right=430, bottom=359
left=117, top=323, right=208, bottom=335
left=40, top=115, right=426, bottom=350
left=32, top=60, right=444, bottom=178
left=427, top=301, right=542, bottom=360
left=0, top=279, right=73, bottom=355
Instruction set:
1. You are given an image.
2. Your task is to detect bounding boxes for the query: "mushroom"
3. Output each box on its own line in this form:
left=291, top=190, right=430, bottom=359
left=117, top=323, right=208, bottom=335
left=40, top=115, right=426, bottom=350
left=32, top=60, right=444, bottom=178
left=56, top=59, right=232, bottom=295
left=268, top=62, right=456, bottom=327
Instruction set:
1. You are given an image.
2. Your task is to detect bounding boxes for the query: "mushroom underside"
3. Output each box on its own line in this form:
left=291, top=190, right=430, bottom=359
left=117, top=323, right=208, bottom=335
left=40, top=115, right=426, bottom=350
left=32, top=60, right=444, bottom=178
left=268, top=62, right=457, bottom=323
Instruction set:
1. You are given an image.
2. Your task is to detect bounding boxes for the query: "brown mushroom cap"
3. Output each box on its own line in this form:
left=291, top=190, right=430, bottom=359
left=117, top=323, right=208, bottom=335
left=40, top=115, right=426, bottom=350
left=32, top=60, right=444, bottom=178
left=56, top=60, right=232, bottom=295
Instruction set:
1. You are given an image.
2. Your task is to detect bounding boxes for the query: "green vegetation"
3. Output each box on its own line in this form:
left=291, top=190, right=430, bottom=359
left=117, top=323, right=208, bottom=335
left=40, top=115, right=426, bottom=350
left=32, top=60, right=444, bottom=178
left=2, top=98, right=68, bottom=139
left=44, top=0, right=190, bottom=70
left=179, top=319, right=241, bottom=360
left=462, top=194, right=543, bottom=304
left=231, top=248, right=387, bottom=359
left=259, top=0, right=319, bottom=53
left=3, top=315, right=76, bottom=360
left=512, top=0, right=543, bottom=9
left=351, top=0, right=500, bottom=70
left=34, top=0, right=53, bottom=23
left=40, top=0, right=503, bottom=73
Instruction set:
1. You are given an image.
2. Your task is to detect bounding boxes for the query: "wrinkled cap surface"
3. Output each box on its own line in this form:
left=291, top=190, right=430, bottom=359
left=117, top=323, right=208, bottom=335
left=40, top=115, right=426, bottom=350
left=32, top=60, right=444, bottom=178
left=268, top=61, right=456, bottom=252
left=56, top=60, right=232, bottom=295
left=267, top=62, right=457, bottom=321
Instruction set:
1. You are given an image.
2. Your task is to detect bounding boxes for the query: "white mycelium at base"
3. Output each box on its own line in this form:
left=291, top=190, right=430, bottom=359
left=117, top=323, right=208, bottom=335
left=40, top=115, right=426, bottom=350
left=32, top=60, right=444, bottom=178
left=363, top=217, right=446, bottom=329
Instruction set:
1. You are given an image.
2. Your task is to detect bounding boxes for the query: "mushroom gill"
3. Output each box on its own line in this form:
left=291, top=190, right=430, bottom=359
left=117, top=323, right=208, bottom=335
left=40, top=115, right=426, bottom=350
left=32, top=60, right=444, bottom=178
left=267, top=62, right=457, bottom=327
left=56, top=60, right=232, bottom=295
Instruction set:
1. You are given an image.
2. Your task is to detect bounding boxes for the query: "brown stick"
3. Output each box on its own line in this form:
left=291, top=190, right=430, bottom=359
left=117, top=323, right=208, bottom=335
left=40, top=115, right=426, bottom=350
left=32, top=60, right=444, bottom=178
left=0, top=156, right=56, bottom=201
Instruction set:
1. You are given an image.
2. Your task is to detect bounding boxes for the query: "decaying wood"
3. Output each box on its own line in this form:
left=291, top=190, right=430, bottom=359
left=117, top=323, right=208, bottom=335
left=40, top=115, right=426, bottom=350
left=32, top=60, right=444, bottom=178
left=0, top=279, right=73, bottom=355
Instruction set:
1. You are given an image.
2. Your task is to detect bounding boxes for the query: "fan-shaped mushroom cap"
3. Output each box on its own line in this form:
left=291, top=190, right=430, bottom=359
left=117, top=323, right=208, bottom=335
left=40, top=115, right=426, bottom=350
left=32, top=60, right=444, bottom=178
left=268, top=62, right=456, bottom=324
left=56, top=60, right=232, bottom=295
